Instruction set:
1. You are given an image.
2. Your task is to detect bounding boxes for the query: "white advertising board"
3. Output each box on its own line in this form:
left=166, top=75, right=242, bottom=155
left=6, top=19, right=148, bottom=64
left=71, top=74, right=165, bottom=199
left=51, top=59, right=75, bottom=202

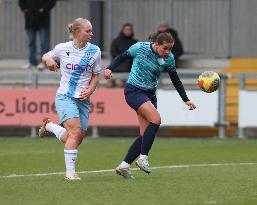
left=238, top=90, right=257, bottom=127
left=157, top=90, right=218, bottom=126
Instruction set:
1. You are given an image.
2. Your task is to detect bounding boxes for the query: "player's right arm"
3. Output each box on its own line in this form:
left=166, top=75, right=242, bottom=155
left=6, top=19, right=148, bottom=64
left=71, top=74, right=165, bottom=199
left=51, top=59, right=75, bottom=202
left=42, top=54, right=59, bottom=72
left=104, top=42, right=141, bottom=79
left=42, top=44, right=62, bottom=72
left=104, top=51, right=131, bottom=79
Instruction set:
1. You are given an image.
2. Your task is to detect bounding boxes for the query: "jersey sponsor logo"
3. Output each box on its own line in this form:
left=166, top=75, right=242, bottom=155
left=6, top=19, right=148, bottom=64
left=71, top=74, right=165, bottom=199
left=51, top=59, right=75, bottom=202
left=65, top=63, right=92, bottom=71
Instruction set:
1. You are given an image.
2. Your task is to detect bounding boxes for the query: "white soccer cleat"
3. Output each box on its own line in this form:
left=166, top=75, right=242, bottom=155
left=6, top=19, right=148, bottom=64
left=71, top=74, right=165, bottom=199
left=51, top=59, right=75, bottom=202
left=135, top=158, right=151, bottom=174
left=65, top=173, right=81, bottom=181
left=115, top=165, right=135, bottom=180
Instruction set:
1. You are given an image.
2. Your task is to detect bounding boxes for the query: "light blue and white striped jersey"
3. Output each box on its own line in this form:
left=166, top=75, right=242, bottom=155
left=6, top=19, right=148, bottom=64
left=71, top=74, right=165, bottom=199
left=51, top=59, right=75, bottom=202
left=48, top=41, right=102, bottom=98
left=127, top=42, right=175, bottom=89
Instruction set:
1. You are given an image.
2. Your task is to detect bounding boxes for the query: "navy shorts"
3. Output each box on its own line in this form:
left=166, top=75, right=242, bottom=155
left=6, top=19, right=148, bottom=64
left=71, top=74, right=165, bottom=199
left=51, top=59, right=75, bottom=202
left=124, top=83, right=157, bottom=111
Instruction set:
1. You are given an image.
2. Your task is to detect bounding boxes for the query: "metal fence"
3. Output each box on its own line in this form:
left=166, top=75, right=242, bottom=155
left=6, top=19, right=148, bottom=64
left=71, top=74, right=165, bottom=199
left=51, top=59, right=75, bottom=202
left=0, top=0, right=232, bottom=58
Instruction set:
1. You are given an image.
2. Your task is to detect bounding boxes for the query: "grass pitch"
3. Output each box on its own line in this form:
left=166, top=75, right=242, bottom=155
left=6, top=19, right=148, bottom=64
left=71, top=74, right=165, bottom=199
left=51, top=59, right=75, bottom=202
left=1, top=137, right=257, bottom=205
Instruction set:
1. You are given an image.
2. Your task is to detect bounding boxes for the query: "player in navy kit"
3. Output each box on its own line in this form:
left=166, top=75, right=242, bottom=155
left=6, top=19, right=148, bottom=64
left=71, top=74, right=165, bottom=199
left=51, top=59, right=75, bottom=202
left=104, top=32, right=196, bottom=179
left=39, top=18, right=102, bottom=180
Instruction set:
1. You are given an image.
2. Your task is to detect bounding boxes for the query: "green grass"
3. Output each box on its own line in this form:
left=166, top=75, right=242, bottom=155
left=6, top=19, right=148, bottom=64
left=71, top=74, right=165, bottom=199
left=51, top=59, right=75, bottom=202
left=1, top=137, right=257, bottom=205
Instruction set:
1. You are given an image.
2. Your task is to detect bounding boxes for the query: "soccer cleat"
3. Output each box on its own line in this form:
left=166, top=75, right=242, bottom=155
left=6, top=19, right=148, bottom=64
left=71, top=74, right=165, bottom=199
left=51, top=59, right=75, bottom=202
left=38, top=117, right=51, bottom=138
left=115, top=166, right=135, bottom=180
left=135, top=158, right=151, bottom=174
left=65, top=173, right=81, bottom=181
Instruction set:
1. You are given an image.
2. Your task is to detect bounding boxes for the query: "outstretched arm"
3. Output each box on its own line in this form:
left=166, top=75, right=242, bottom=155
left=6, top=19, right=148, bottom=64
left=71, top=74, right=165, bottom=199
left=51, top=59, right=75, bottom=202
left=104, top=51, right=131, bottom=79
left=168, top=70, right=196, bottom=110
left=108, top=51, right=131, bottom=71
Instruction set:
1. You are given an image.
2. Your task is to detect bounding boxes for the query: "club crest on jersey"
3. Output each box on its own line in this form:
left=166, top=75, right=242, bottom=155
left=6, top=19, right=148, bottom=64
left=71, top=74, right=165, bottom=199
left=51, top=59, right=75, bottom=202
left=85, top=52, right=92, bottom=59
left=158, top=58, right=165, bottom=65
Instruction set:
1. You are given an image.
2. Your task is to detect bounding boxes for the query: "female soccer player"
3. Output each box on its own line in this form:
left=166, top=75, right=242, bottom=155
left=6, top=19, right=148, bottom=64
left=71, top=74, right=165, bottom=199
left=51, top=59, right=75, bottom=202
left=104, top=32, right=196, bottom=179
left=39, top=18, right=102, bottom=180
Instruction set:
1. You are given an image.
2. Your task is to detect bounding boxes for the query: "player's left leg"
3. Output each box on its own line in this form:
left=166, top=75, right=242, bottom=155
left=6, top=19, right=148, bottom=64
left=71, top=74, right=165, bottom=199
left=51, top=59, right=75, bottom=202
left=135, top=101, right=161, bottom=173
left=62, top=97, right=89, bottom=180
left=63, top=118, right=84, bottom=180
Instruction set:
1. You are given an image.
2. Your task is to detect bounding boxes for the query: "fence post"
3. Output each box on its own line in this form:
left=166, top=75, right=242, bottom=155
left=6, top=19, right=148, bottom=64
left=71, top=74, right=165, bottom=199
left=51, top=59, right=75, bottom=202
left=237, top=74, right=245, bottom=139
left=91, top=126, right=99, bottom=138
left=30, top=70, right=38, bottom=138
left=217, top=74, right=228, bottom=139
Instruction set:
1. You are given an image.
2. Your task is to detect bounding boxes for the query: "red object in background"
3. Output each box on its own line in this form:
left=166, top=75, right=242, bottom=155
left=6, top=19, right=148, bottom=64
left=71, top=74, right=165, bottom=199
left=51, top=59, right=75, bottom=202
left=0, top=88, right=138, bottom=126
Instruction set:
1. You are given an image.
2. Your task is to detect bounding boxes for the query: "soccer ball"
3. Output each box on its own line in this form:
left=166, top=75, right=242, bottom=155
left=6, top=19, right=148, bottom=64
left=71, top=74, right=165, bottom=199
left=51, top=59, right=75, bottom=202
left=197, top=71, right=220, bottom=93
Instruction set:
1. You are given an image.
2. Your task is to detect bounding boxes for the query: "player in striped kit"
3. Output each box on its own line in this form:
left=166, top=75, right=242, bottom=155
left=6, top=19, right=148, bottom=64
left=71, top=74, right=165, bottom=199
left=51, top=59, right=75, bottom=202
left=39, top=18, right=102, bottom=180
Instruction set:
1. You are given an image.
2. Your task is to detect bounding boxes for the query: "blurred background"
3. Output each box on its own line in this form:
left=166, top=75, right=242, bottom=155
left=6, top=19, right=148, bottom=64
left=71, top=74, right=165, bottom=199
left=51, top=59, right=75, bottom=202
left=0, top=0, right=257, bottom=138
left=1, top=1, right=257, bottom=205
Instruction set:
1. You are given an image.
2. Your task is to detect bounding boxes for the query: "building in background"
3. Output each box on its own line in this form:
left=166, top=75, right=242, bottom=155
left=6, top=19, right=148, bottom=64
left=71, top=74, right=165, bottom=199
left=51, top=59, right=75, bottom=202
left=0, top=0, right=257, bottom=59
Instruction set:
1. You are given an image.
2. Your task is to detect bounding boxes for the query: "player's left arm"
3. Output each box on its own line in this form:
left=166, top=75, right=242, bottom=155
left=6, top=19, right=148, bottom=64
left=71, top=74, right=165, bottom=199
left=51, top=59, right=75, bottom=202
left=79, top=50, right=102, bottom=100
left=79, top=74, right=100, bottom=101
left=167, top=63, right=196, bottom=110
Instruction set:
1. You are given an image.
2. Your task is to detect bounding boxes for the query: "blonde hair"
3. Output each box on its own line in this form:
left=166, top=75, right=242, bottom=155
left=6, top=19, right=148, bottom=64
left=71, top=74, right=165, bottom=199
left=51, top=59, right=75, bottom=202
left=68, top=18, right=90, bottom=38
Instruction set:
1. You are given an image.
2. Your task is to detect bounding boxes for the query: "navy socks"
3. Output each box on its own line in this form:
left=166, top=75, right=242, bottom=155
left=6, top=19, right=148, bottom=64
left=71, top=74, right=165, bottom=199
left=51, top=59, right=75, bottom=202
left=141, top=122, right=160, bottom=155
left=124, top=136, right=142, bottom=164
left=123, top=122, right=160, bottom=164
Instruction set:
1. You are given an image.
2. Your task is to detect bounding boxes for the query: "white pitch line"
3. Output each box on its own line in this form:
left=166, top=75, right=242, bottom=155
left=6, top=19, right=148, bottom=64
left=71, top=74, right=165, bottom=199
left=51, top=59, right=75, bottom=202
left=1, top=162, right=257, bottom=179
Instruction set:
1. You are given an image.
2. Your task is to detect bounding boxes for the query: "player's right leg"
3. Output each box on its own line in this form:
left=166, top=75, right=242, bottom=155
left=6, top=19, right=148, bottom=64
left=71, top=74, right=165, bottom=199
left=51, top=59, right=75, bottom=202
left=116, top=135, right=141, bottom=180
left=115, top=166, right=135, bottom=180
left=59, top=95, right=89, bottom=181
left=38, top=117, right=68, bottom=143
left=116, top=114, right=149, bottom=179
left=39, top=93, right=74, bottom=143
left=115, top=161, right=135, bottom=180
